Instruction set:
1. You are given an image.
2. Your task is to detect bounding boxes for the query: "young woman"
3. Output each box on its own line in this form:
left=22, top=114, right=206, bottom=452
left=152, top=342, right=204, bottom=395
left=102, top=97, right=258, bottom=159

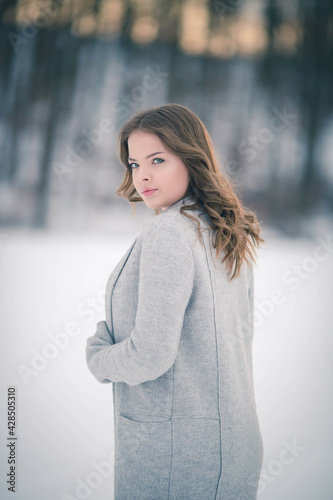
left=86, top=103, right=265, bottom=500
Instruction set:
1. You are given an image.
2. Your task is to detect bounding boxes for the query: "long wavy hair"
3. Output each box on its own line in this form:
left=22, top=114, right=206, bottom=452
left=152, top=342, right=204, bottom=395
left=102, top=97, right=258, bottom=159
left=116, top=103, right=265, bottom=281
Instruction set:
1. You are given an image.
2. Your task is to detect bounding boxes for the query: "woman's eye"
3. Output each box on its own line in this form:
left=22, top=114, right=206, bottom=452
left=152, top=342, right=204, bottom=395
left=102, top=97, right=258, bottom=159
left=128, top=158, right=164, bottom=169
left=153, top=157, right=164, bottom=164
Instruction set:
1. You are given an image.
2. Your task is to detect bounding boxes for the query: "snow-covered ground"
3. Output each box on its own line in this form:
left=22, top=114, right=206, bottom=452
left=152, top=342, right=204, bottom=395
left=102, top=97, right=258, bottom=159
left=0, top=213, right=333, bottom=500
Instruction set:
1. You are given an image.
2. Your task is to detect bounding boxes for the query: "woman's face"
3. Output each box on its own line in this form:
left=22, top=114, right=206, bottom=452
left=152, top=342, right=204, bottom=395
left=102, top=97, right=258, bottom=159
left=127, top=130, right=190, bottom=211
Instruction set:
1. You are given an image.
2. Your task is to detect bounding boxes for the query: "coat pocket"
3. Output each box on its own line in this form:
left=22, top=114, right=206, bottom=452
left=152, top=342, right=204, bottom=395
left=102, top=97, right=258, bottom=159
left=115, top=412, right=172, bottom=499
left=119, top=411, right=170, bottom=423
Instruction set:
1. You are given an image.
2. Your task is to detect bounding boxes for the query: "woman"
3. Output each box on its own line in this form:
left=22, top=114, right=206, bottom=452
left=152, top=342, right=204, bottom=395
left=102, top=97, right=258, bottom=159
left=86, top=103, right=265, bottom=500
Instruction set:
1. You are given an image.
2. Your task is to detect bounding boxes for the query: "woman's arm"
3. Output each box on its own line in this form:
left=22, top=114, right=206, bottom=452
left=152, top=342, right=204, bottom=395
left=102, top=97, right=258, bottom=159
left=85, top=222, right=194, bottom=386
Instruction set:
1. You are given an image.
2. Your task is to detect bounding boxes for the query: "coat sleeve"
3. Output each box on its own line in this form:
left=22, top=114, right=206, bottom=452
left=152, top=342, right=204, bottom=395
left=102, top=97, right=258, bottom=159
left=85, top=222, right=195, bottom=386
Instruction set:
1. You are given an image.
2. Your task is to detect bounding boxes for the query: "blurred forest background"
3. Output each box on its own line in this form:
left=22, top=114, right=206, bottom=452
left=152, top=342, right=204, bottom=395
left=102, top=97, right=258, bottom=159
left=0, top=0, right=332, bottom=234
left=1, top=3, right=333, bottom=500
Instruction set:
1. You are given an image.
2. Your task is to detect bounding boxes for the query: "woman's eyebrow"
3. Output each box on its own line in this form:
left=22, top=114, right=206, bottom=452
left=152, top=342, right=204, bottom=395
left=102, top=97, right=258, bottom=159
left=128, top=151, right=165, bottom=161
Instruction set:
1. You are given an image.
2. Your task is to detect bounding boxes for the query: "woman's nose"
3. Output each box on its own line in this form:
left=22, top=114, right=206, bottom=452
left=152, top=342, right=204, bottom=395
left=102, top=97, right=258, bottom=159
left=139, top=166, right=152, bottom=181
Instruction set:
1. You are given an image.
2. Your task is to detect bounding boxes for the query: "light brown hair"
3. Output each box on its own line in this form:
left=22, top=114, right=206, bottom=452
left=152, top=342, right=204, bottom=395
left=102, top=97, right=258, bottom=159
left=116, top=103, right=264, bottom=280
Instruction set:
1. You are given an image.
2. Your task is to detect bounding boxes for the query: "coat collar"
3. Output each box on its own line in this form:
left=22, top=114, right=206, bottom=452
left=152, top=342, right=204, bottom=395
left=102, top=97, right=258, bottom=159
left=159, top=195, right=210, bottom=225
left=160, top=194, right=195, bottom=214
left=105, top=237, right=138, bottom=336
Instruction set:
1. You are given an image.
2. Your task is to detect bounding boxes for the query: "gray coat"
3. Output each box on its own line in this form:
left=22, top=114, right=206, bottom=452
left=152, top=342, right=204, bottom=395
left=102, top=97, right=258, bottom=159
left=86, top=194, right=264, bottom=500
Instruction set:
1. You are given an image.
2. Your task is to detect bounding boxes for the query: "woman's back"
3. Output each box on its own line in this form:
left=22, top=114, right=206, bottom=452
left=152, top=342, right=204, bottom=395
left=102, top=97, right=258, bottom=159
left=97, top=195, right=263, bottom=499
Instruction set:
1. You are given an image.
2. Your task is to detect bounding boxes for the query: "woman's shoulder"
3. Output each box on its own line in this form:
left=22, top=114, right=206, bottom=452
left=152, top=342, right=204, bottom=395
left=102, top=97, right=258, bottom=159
left=140, top=214, right=186, bottom=244
left=133, top=213, right=203, bottom=270
left=133, top=212, right=195, bottom=276
left=140, top=207, right=199, bottom=242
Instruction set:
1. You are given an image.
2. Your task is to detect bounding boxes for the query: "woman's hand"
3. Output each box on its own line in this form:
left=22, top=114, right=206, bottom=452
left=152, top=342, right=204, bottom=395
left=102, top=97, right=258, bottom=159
left=85, top=320, right=115, bottom=383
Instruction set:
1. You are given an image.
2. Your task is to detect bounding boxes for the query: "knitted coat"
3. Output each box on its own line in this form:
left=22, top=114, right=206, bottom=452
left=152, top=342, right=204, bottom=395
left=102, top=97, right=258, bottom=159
left=86, top=194, right=264, bottom=500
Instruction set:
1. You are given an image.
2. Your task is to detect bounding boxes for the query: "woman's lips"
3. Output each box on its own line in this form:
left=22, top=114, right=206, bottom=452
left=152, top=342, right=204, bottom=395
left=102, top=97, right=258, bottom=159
left=142, top=189, right=157, bottom=197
